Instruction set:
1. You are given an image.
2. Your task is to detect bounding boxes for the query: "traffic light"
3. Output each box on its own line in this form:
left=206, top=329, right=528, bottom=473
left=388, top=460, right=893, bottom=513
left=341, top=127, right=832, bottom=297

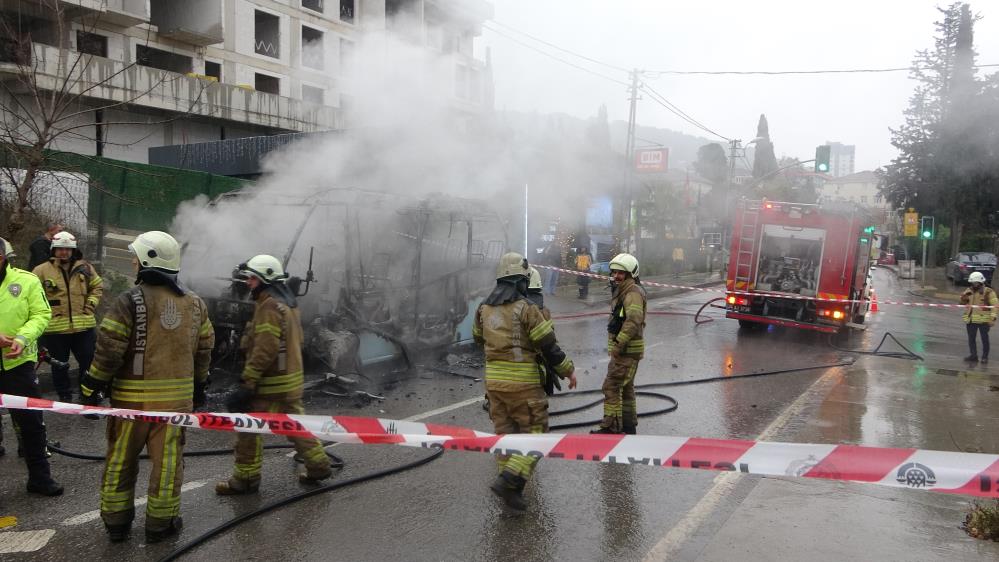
left=920, top=216, right=935, bottom=239
left=863, top=225, right=875, bottom=234
left=815, top=145, right=831, bottom=173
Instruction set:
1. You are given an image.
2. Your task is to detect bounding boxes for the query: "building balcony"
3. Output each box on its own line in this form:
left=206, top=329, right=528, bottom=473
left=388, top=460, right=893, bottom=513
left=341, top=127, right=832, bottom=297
left=60, top=0, right=150, bottom=27
left=0, top=43, right=342, bottom=133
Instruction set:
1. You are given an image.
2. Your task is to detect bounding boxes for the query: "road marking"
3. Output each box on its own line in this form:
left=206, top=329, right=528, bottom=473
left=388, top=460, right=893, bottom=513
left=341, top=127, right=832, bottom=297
left=403, top=396, right=484, bottom=422
left=642, top=367, right=844, bottom=562
left=60, top=481, right=207, bottom=526
left=0, top=529, right=56, bottom=553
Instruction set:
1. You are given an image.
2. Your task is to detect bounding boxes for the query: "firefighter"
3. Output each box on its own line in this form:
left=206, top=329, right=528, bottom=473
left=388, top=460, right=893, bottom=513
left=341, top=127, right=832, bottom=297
left=0, top=237, right=63, bottom=496
left=961, top=271, right=998, bottom=363
left=216, top=255, right=332, bottom=495
left=80, top=231, right=214, bottom=543
left=32, top=231, right=102, bottom=402
left=473, top=253, right=576, bottom=512
left=592, top=253, right=646, bottom=435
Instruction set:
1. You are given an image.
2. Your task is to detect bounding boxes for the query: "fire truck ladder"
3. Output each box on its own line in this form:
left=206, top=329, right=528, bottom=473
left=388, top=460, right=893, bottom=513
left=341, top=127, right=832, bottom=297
left=734, top=207, right=759, bottom=287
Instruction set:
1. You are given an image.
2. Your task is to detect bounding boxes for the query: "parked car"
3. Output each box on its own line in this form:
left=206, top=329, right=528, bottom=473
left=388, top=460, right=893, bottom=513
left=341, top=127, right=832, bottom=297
left=945, top=252, right=997, bottom=284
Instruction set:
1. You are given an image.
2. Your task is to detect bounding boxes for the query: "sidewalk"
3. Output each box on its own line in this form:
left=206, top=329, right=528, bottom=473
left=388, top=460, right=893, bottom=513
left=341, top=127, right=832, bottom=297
left=543, top=269, right=724, bottom=314
left=878, top=264, right=963, bottom=302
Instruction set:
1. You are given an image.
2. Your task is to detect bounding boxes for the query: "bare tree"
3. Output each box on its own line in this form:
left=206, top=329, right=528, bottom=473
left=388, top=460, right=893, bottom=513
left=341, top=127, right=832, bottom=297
left=0, top=0, right=206, bottom=235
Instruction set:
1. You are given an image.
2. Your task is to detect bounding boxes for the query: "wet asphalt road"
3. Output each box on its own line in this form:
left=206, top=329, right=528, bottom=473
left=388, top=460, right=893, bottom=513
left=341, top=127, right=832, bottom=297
left=3, top=267, right=999, bottom=561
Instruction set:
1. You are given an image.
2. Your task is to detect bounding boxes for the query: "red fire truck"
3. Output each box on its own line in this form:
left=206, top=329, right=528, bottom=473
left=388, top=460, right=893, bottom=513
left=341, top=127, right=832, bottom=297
left=724, top=199, right=876, bottom=333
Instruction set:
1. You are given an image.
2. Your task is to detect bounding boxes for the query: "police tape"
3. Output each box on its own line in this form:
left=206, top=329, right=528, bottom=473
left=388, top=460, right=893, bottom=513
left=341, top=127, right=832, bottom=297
left=4, top=394, right=999, bottom=499
left=534, top=264, right=993, bottom=309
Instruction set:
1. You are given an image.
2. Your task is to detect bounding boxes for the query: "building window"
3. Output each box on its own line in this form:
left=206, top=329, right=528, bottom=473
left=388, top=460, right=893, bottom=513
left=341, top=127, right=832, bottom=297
left=340, top=0, right=355, bottom=23
left=302, top=0, right=324, bottom=13
left=205, top=60, right=221, bottom=81
left=254, top=10, right=280, bottom=58
left=339, top=38, right=354, bottom=75
left=255, top=73, right=279, bottom=95
left=77, top=31, right=107, bottom=57
left=301, top=26, right=324, bottom=69
left=302, top=84, right=324, bottom=105
left=136, top=45, right=193, bottom=74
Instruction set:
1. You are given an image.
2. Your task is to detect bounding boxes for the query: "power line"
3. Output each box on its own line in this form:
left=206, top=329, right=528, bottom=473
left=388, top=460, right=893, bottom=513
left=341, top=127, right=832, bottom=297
left=482, top=24, right=631, bottom=87
left=486, top=20, right=631, bottom=74
left=639, top=83, right=731, bottom=142
left=643, top=63, right=999, bottom=76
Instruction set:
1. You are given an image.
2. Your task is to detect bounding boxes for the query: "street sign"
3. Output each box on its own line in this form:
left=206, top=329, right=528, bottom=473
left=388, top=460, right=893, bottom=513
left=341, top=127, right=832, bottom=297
left=904, top=209, right=918, bottom=237
left=634, top=148, right=669, bottom=173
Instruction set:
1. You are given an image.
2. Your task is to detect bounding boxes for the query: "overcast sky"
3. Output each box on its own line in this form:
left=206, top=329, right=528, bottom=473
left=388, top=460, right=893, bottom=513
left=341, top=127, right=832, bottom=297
left=480, top=0, right=999, bottom=172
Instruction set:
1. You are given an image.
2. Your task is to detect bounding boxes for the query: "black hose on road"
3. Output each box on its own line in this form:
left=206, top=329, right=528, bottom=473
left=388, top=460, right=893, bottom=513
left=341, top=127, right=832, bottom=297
left=48, top=441, right=345, bottom=467
left=827, top=331, right=923, bottom=361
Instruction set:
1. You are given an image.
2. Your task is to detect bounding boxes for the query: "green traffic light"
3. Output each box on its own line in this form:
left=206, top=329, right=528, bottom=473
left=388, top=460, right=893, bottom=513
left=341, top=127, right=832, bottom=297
left=818, top=164, right=829, bottom=172
left=922, top=231, right=931, bottom=239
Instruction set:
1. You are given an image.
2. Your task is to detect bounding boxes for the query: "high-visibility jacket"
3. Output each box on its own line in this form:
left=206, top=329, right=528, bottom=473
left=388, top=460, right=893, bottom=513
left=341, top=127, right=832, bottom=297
left=241, top=291, right=305, bottom=400
left=32, top=258, right=103, bottom=334
left=607, top=278, right=647, bottom=359
left=472, top=298, right=573, bottom=389
left=961, top=286, right=999, bottom=324
left=90, top=284, right=214, bottom=412
left=0, top=266, right=51, bottom=371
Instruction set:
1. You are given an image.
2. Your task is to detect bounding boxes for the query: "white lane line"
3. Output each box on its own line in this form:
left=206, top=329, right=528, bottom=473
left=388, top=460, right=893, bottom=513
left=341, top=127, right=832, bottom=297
left=60, top=481, right=207, bottom=526
left=0, top=529, right=56, bottom=553
left=403, top=396, right=484, bottom=422
left=642, top=367, right=844, bottom=562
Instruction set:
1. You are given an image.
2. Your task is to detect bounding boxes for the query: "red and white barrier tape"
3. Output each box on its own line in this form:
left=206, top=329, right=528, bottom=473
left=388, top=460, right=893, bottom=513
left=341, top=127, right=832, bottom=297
left=535, top=264, right=993, bottom=309
left=5, top=394, right=999, bottom=498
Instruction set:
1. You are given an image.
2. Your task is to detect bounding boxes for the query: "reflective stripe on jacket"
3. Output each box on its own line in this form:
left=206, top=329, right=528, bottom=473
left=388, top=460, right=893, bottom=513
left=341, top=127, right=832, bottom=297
left=90, top=284, right=214, bottom=412
left=32, top=259, right=102, bottom=333
left=242, top=291, right=305, bottom=400
left=0, top=266, right=51, bottom=370
left=473, top=298, right=573, bottom=388
left=607, top=278, right=647, bottom=358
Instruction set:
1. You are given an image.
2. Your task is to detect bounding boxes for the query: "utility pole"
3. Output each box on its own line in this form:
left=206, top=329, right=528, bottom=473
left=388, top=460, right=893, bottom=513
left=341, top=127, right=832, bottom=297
left=723, top=139, right=742, bottom=268
left=622, top=68, right=640, bottom=252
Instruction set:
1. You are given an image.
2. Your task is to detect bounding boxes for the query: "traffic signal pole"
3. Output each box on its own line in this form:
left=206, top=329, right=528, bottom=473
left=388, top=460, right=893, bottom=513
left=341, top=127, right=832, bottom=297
left=922, top=237, right=928, bottom=287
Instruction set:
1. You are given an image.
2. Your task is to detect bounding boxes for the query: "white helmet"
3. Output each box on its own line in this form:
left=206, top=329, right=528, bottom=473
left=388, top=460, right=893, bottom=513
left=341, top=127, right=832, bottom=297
left=528, top=267, right=543, bottom=291
left=50, top=231, right=77, bottom=249
left=609, top=253, right=640, bottom=277
left=495, top=252, right=529, bottom=281
left=0, top=237, right=13, bottom=259
left=969, top=271, right=986, bottom=284
left=129, top=231, right=181, bottom=272
left=239, top=254, right=287, bottom=284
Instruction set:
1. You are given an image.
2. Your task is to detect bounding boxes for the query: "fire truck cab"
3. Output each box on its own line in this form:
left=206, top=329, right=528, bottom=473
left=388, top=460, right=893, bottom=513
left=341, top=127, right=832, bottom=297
left=724, top=199, right=876, bottom=334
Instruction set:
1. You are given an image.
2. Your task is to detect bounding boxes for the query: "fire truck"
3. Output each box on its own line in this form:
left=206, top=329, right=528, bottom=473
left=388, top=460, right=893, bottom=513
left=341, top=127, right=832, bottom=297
left=724, top=199, right=876, bottom=333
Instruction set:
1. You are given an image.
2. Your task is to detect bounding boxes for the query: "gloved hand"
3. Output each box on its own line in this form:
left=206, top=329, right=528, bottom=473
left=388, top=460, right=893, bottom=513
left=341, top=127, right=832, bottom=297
left=194, top=378, right=209, bottom=410
left=226, top=386, right=256, bottom=413
left=79, top=374, right=107, bottom=420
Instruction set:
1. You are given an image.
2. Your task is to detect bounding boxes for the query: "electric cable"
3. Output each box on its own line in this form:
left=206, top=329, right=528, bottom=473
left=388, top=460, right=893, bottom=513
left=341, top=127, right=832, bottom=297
left=827, top=331, right=923, bottom=361
left=156, top=448, right=445, bottom=562
left=485, top=20, right=631, bottom=73
left=642, top=63, right=999, bottom=76
left=638, top=83, right=732, bottom=142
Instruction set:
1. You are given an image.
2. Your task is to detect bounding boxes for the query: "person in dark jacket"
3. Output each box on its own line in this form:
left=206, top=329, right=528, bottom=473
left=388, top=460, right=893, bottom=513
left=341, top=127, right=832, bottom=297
left=27, top=222, right=62, bottom=271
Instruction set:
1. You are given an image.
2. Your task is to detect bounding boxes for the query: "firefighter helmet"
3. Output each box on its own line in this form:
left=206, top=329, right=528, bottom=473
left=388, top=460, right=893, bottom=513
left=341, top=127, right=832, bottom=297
left=969, top=271, right=986, bottom=284
left=129, top=231, right=182, bottom=272
left=239, top=254, right=287, bottom=284
left=496, top=252, right=529, bottom=280
left=0, top=237, right=13, bottom=259
left=50, top=231, right=78, bottom=249
left=528, top=267, right=543, bottom=290
left=609, top=253, right=640, bottom=277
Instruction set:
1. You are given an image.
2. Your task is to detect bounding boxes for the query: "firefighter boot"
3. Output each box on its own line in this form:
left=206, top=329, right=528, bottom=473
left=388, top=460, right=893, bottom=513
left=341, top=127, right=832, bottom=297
left=215, top=477, right=260, bottom=495
left=145, top=517, right=183, bottom=544
left=298, top=466, right=333, bottom=485
left=964, top=355, right=979, bottom=363
left=105, top=523, right=131, bottom=543
left=622, top=424, right=637, bottom=435
left=590, top=427, right=622, bottom=435
left=489, top=472, right=527, bottom=512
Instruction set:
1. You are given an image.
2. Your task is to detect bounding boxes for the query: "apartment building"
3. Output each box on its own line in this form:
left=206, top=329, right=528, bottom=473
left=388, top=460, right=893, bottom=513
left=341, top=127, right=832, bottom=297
left=825, top=141, right=856, bottom=178
left=0, top=0, right=492, bottom=163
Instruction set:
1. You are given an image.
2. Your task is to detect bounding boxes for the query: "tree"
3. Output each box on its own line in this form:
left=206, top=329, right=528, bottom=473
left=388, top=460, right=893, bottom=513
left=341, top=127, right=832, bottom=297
left=0, top=1, right=206, bottom=235
left=694, top=143, right=728, bottom=188
left=751, top=114, right=778, bottom=181
left=881, top=2, right=999, bottom=255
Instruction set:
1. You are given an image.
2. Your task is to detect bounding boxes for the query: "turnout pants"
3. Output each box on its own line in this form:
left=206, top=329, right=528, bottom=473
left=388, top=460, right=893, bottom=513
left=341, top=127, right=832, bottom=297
left=101, top=418, right=185, bottom=531
left=43, top=328, right=96, bottom=398
left=0, top=362, right=54, bottom=484
left=231, top=398, right=331, bottom=483
left=486, top=384, right=549, bottom=479
left=967, top=323, right=991, bottom=358
left=600, top=356, right=639, bottom=433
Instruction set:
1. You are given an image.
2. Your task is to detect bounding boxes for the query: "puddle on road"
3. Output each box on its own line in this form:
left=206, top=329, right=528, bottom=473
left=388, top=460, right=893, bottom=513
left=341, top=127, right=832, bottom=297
left=934, top=368, right=999, bottom=378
